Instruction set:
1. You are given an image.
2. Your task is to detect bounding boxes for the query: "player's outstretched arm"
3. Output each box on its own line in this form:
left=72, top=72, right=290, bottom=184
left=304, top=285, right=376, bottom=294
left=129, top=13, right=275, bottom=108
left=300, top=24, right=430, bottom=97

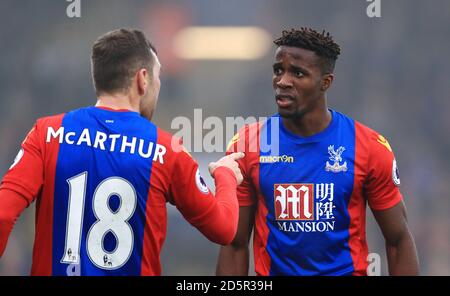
left=169, top=152, right=244, bottom=245
left=373, top=201, right=420, bottom=275
left=208, top=152, right=244, bottom=185
left=0, top=189, right=28, bottom=257
left=216, top=205, right=255, bottom=275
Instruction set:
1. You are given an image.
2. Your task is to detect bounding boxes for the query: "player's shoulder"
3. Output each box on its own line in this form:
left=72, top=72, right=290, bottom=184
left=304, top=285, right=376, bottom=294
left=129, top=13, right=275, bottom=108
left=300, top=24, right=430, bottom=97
left=35, top=112, right=66, bottom=130
left=234, top=121, right=263, bottom=136
left=34, top=106, right=93, bottom=129
left=155, top=127, right=189, bottom=157
left=226, top=120, right=264, bottom=153
left=353, top=118, right=395, bottom=156
left=155, top=127, right=177, bottom=147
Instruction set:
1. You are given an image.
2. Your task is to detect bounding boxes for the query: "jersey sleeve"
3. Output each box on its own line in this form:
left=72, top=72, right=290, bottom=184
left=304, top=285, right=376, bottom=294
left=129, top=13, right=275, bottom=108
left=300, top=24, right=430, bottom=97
left=226, top=125, right=257, bottom=206
left=168, top=148, right=239, bottom=245
left=365, top=134, right=403, bottom=211
left=0, top=121, right=44, bottom=205
left=0, top=188, right=29, bottom=257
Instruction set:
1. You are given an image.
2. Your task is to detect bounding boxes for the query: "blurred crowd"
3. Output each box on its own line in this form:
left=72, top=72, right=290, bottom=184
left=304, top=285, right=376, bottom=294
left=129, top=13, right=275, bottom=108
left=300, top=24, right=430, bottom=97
left=0, top=0, right=448, bottom=275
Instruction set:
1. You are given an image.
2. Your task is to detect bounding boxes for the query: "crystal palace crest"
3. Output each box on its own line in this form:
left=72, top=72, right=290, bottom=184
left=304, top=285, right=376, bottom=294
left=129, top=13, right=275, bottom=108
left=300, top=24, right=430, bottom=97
left=325, top=145, right=348, bottom=173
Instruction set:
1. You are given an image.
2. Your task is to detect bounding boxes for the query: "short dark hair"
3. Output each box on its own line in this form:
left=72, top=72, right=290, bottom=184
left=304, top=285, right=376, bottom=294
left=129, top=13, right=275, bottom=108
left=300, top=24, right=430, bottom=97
left=91, top=28, right=157, bottom=95
left=273, top=28, right=341, bottom=74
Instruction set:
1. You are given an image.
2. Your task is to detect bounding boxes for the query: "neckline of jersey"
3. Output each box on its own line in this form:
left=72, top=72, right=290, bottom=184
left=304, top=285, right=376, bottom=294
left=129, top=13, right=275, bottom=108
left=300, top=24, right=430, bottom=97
left=92, top=106, right=140, bottom=115
left=278, top=109, right=338, bottom=144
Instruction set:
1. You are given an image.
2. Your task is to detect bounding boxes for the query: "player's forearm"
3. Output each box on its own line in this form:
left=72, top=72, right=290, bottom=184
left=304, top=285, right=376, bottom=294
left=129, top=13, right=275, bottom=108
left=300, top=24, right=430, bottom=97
left=198, top=167, right=239, bottom=245
left=386, top=230, right=419, bottom=275
left=0, top=189, right=28, bottom=257
left=216, top=245, right=250, bottom=275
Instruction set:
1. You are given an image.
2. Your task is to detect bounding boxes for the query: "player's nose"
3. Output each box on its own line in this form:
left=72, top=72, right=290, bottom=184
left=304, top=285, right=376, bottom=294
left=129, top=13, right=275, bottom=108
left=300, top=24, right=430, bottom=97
left=276, top=74, right=293, bottom=88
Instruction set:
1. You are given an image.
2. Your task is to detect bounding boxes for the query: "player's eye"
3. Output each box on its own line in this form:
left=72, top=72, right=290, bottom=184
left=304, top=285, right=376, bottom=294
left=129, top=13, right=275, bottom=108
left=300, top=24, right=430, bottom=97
left=293, top=70, right=304, bottom=78
left=273, top=67, right=283, bottom=75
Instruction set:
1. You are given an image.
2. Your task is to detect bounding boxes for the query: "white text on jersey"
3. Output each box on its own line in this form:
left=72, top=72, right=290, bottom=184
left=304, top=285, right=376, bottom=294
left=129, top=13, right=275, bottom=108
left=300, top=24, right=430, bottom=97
left=46, top=127, right=166, bottom=164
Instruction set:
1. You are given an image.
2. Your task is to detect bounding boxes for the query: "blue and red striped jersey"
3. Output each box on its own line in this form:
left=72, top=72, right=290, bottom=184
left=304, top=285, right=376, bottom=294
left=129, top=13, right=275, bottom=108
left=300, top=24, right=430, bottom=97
left=227, top=109, right=403, bottom=276
left=1, top=106, right=237, bottom=275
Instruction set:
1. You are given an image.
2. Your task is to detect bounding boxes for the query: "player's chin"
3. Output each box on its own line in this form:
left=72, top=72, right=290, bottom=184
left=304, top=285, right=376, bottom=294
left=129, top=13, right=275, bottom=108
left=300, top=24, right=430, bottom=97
left=278, top=107, right=299, bottom=118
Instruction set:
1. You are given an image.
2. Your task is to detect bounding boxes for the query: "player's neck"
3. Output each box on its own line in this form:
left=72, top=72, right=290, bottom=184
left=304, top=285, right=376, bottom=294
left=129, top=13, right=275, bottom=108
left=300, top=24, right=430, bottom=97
left=282, top=104, right=332, bottom=137
left=96, top=94, right=139, bottom=113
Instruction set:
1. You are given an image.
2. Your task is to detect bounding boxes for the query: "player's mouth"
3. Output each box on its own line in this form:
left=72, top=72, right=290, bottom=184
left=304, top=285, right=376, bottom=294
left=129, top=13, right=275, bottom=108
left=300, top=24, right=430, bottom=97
left=275, top=94, right=295, bottom=108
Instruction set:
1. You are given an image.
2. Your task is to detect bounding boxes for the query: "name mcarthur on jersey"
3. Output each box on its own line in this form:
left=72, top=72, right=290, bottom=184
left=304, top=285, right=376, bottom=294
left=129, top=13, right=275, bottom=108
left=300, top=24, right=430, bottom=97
left=45, top=126, right=167, bottom=163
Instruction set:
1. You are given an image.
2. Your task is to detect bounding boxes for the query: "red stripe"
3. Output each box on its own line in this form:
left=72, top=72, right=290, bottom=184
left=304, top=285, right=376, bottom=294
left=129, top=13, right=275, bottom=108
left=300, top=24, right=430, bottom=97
left=347, top=121, right=369, bottom=276
left=252, top=122, right=271, bottom=276
left=31, top=114, right=64, bottom=275
left=140, top=173, right=167, bottom=275
left=253, top=193, right=271, bottom=276
left=141, top=128, right=170, bottom=275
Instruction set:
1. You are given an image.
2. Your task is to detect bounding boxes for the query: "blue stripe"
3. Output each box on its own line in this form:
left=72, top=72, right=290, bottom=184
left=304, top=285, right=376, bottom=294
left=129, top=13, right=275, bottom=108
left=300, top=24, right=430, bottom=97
left=259, top=110, right=356, bottom=275
left=52, top=107, right=156, bottom=275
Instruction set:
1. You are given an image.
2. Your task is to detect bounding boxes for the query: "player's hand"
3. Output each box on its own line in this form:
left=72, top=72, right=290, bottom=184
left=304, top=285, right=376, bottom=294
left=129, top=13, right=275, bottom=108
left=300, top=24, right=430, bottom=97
left=209, top=152, right=245, bottom=185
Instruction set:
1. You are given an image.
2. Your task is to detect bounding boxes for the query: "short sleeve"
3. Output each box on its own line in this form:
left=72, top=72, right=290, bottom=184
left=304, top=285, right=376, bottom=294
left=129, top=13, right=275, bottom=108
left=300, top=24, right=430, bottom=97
left=365, top=134, right=403, bottom=211
left=226, top=125, right=257, bottom=206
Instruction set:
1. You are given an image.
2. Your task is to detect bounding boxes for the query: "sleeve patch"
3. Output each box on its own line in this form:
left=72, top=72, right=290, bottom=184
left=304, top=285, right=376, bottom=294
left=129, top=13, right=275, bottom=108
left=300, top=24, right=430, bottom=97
left=392, top=158, right=401, bottom=186
left=195, top=169, right=210, bottom=194
left=9, top=149, right=24, bottom=170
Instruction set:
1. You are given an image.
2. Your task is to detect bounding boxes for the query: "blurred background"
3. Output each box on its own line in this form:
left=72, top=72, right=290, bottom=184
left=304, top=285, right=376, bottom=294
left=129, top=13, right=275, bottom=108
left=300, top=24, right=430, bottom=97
left=0, top=0, right=449, bottom=275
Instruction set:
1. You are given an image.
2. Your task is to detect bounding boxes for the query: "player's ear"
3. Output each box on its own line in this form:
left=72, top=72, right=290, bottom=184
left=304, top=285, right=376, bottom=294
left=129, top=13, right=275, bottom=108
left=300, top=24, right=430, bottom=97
left=136, top=68, right=148, bottom=96
left=321, top=73, right=334, bottom=91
